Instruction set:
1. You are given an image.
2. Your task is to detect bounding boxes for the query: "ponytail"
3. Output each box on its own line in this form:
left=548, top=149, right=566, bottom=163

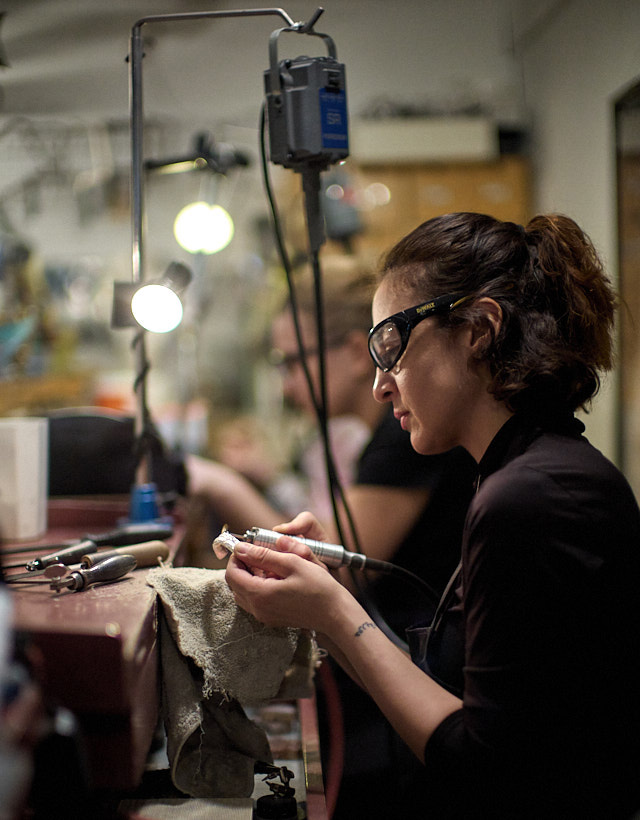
left=524, top=214, right=615, bottom=374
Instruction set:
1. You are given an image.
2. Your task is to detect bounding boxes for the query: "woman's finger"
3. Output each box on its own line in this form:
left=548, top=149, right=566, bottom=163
left=274, top=510, right=329, bottom=542
left=231, top=541, right=295, bottom=578
left=275, top=535, right=327, bottom=568
left=225, top=543, right=336, bottom=630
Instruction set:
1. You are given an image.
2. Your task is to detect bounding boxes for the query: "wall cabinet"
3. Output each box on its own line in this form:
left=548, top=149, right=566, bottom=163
left=351, top=154, right=532, bottom=257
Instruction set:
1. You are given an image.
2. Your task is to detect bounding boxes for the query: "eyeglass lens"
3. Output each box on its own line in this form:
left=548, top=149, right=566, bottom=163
left=370, top=321, right=403, bottom=370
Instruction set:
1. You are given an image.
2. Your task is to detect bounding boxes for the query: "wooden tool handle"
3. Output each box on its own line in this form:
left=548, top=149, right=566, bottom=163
left=81, top=540, right=170, bottom=568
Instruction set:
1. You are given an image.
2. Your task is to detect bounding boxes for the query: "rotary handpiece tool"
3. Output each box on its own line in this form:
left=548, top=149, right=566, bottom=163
left=213, top=526, right=389, bottom=571
left=213, top=526, right=442, bottom=603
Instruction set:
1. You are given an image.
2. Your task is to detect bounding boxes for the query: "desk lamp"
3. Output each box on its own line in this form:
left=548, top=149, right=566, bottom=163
left=122, top=6, right=347, bottom=530
left=121, top=7, right=299, bottom=524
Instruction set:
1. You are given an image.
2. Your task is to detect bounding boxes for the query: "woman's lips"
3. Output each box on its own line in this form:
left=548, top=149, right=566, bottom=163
left=395, top=410, right=409, bottom=430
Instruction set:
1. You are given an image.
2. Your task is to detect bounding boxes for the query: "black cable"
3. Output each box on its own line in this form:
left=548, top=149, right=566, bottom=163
left=259, top=105, right=348, bottom=547
left=358, top=558, right=440, bottom=602
left=260, top=109, right=367, bottom=555
left=259, top=103, right=439, bottom=647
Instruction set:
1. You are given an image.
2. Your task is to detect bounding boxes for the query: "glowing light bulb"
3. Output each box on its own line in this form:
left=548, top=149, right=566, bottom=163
left=173, top=201, right=234, bottom=254
left=131, top=284, right=184, bottom=333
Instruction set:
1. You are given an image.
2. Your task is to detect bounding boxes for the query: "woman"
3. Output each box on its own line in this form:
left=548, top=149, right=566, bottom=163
left=226, top=213, right=640, bottom=818
left=190, top=256, right=476, bottom=817
left=189, top=257, right=474, bottom=628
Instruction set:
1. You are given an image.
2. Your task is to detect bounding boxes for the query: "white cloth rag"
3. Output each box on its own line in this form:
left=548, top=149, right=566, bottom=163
left=146, top=567, right=316, bottom=798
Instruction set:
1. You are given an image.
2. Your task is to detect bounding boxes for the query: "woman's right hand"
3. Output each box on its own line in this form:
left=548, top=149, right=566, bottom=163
left=225, top=535, right=346, bottom=632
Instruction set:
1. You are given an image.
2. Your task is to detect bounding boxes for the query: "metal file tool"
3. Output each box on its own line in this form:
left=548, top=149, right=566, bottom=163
left=5, top=554, right=137, bottom=592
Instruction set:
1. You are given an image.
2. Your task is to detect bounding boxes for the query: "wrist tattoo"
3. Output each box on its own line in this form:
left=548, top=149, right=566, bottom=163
left=354, top=621, right=377, bottom=637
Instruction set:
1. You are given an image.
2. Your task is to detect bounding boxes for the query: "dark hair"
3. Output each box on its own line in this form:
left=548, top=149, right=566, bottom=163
left=379, top=212, right=616, bottom=414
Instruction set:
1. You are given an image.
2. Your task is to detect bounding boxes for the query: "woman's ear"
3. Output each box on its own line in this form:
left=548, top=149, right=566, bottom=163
left=468, top=297, right=503, bottom=358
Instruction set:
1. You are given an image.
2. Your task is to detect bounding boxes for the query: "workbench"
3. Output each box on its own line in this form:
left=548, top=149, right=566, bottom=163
left=2, top=497, right=327, bottom=819
left=3, top=497, right=176, bottom=792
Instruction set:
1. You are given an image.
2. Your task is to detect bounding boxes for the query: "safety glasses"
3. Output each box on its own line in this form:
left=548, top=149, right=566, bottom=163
left=368, top=293, right=469, bottom=372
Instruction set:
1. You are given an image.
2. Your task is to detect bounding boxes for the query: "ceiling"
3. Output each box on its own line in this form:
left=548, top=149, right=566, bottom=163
left=0, top=0, right=536, bottom=256
left=0, top=1, right=342, bottom=223
left=0, top=0, right=537, bottom=127
left=0, top=0, right=307, bottom=127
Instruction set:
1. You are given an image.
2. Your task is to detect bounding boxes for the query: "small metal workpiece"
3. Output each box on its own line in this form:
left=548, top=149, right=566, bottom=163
left=212, top=528, right=241, bottom=560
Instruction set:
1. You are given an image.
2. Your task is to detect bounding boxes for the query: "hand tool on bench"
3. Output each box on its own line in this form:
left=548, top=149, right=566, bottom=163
left=4, top=541, right=170, bottom=579
left=0, top=521, right=174, bottom=559
left=5, top=554, right=137, bottom=592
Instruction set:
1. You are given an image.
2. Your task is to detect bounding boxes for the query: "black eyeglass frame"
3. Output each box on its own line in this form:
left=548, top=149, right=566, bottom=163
left=368, top=292, right=469, bottom=372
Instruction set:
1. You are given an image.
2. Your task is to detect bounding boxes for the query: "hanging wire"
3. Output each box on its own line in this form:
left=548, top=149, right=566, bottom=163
left=258, top=104, right=439, bottom=649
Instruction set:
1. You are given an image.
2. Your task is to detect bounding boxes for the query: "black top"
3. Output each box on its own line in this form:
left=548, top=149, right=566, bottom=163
left=316, top=406, right=477, bottom=819
left=356, top=407, right=477, bottom=633
left=422, top=412, right=640, bottom=818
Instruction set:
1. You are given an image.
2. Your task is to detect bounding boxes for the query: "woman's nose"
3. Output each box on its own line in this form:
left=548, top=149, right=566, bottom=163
left=372, top=368, right=395, bottom=403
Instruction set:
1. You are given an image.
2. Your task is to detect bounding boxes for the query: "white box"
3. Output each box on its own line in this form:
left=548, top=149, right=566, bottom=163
left=0, top=418, right=48, bottom=540
left=350, top=116, right=499, bottom=164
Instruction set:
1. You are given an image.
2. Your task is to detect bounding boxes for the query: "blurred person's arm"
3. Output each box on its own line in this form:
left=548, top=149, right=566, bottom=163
left=300, top=483, right=431, bottom=593
left=187, top=451, right=429, bottom=554
left=186, top=454, right=284, bottom=533
left=338, top=483, right=431, bottom=560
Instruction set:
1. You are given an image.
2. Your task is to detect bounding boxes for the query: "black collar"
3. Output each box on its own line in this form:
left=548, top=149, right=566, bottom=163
left=477, top=410, right=584, bottom=486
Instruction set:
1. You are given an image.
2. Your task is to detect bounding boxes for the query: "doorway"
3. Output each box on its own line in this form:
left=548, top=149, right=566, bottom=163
left=615, top=79, right=640, bottom=501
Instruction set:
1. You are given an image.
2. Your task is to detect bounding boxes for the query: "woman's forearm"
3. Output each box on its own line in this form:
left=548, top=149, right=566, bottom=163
left=226, top=542, right=461, bottom=761
left=316, top=632, right=366, bottom=690
left=321, top=590, right=462, bottom=760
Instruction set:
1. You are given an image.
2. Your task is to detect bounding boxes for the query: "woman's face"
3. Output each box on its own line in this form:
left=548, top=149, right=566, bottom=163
left=270, top=310, right=364, bottom=418
left=371, top=277, right=482, bottom=456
